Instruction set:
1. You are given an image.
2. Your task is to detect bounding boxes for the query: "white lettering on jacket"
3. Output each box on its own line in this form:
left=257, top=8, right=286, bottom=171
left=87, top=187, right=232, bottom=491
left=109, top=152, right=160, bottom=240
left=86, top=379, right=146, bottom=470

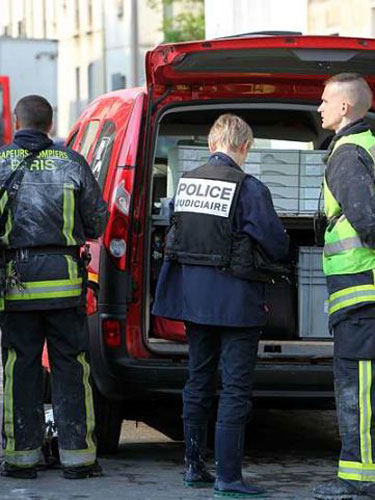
left=174, top=178, right=236, bottom=218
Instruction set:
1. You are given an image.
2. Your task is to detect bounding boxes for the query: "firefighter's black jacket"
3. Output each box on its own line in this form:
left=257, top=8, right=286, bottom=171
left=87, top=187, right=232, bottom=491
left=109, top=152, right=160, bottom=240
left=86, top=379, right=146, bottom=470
left=0, top=129, right=107, bottom=310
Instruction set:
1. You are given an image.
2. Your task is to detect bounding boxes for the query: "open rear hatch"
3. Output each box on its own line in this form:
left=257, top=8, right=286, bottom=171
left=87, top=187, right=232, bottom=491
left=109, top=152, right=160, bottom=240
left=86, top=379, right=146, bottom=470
left=145, top=34, right=375, bottom=361
left=146, top=35, right=375, bottom=90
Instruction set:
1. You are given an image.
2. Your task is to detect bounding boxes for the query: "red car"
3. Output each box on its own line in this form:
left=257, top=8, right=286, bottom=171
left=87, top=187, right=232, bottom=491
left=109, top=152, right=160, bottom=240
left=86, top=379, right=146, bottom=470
left=65, top=33, right=375, bottom=453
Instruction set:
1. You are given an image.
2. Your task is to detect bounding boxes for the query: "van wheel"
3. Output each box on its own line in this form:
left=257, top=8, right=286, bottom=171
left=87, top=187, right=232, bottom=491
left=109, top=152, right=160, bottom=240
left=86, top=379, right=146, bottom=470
left=93, top=383, right=123, bottom=455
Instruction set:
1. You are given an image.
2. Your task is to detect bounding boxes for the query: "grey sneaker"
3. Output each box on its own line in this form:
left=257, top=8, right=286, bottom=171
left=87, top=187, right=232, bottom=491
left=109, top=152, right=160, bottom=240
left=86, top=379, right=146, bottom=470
left=313, top=478, right=375, bottom=499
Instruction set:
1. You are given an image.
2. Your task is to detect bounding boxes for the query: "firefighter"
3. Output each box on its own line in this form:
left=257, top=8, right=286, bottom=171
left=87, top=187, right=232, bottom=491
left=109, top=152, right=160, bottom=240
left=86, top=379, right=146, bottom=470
left=0, top=95, right=107, bottom=479
left=313, top=74, right=375, bottom=499
left=152, top=114, right=289, bottom=498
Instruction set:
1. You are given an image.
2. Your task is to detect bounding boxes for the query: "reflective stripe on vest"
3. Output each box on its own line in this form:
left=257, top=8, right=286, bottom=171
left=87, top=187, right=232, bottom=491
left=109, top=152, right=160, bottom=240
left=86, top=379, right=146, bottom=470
left=0, top=190, right=12, bottom=246
left=328, top=284, right=375, bottom=315
left=5, top=277, right=82, bottom=301
left=324, top=235, right=364, bottom=256
left=62, top=184, right=76, bottom=246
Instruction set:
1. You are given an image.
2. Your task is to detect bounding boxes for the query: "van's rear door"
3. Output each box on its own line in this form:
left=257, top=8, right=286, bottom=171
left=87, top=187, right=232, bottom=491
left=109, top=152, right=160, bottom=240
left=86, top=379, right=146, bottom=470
left=70, top=90, right=145, bottom=311
left=146, top=35, right=375, bottom=89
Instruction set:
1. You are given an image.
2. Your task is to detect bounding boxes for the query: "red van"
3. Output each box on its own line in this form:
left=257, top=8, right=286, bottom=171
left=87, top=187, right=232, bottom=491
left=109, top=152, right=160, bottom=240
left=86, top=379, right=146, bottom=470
left=67, top=33, right=375, bottom=453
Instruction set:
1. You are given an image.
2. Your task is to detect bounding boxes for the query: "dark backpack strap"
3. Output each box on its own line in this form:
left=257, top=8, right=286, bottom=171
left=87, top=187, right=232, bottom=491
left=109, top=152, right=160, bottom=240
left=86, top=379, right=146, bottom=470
left=0, top=152, right=39, bottom=237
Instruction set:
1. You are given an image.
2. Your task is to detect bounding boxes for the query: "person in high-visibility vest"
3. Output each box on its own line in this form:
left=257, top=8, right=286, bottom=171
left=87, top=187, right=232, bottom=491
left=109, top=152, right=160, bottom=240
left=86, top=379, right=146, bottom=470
left=313, top=74, right=375, bottom=500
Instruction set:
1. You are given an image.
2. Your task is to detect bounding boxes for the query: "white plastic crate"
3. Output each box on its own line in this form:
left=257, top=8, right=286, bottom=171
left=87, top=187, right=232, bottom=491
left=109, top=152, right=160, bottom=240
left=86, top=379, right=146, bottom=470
left=297, top=247, right=330, bottom=338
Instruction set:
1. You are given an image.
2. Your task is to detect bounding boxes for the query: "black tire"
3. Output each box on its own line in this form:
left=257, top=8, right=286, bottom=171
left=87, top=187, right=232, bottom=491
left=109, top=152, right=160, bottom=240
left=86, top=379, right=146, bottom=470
left=93, top=382, right=123, bottom=455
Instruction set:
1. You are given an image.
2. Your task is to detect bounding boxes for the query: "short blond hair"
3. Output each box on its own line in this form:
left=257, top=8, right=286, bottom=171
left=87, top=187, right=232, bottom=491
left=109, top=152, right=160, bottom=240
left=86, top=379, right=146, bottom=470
left=208, top=113, right=253, bottom=152
left=325, top=73, right=373, bottom=114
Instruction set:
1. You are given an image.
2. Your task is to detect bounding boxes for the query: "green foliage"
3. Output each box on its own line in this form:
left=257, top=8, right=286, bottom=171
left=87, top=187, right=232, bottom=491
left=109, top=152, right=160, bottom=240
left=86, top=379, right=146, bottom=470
left=147, top=0, right=205, bottom=43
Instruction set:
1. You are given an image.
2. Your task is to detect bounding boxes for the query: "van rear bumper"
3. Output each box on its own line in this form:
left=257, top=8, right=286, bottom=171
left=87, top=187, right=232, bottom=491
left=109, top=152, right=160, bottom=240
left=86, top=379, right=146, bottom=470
left=109, top=357, right=334, bottom=402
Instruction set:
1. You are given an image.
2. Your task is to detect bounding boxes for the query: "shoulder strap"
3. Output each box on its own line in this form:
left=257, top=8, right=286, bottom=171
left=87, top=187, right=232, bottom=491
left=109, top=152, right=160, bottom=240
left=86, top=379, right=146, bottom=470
left=0, top=151, right=40, bottom=238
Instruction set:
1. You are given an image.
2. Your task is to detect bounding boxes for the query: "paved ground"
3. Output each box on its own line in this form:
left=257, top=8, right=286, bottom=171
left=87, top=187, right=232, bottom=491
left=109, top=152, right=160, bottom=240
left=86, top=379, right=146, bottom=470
left=0, top=339, right=342, bottom=499
left=0, top=407, right=340, bottom=500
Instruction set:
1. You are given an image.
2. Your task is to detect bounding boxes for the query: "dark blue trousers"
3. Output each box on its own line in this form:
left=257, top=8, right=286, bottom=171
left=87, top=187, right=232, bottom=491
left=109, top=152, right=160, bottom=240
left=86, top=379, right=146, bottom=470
left=182, top=322, right=261, bottom=425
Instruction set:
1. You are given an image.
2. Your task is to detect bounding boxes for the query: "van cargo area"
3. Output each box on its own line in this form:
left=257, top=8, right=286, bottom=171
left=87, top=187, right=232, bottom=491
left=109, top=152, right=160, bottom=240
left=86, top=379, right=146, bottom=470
left=146, top=103, right=375, bottom=359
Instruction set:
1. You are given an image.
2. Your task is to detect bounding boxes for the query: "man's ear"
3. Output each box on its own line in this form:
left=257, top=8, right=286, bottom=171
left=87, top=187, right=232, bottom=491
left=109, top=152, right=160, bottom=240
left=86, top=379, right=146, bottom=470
left=47, top=121, right=54, bottom=135
left=13, top=114, right=20, bottom=131
left=341, top=100, right=350, bottom=116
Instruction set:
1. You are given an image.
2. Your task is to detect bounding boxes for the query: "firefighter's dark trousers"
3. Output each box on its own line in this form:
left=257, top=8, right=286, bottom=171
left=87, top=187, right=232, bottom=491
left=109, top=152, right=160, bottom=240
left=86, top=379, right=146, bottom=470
left=182, top=322, right=261, bottom=425
left=1, top=308, right=96, bottom=468
left=333, top=315, right=375, bottom=483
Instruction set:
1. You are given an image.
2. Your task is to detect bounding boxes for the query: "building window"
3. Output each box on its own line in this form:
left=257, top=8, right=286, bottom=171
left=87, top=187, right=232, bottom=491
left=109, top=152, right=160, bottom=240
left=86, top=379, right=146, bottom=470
left=75, top=0, right=80, bottom=32
left=111, top=73, right=126, bottom=91
left=75, top=67, right=81, bottom=118
left=88, top=62, right=94, bottom=101
left=117, top=0, right=124, bottom=18
left=18, top=20, right=25, bottom=37
left=88, top=0, right=93, bottom=28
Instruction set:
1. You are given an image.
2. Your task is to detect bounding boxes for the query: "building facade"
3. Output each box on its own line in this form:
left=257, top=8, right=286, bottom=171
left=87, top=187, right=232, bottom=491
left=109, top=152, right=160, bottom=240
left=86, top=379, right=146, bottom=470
left=307, top=0, right=375, bottom=37
left=0, top=0, right=163, bottom=136
left=205, top=0, right=308, bottom=39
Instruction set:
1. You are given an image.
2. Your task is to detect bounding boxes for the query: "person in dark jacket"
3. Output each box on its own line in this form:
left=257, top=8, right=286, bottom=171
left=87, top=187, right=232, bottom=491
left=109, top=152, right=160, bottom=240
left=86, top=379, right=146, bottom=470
left=313, top=74, right=375, bottom=500
left=0, top=95, right=107, bottom=480
left=153, top=113, right=289, bottom=498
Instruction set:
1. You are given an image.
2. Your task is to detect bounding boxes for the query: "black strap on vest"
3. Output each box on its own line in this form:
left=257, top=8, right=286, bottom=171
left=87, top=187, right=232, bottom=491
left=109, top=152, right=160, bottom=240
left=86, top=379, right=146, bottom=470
left=4, top=245, right=80, bottom=262
left=0, top=151, right=40, bottom=238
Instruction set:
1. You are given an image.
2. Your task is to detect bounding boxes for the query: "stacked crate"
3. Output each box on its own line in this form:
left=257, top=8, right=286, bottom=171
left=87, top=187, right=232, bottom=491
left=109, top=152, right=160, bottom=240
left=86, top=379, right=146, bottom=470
left=167, top=145, right=325, bottom=214
left=297, top=247, right=330, bottom=338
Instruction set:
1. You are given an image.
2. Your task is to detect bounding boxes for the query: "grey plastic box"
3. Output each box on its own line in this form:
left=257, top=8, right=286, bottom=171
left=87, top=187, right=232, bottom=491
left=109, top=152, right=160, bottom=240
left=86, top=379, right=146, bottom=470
left=297, top=247, right=330, bottom=338
left=167, top=146, right=326, bottom=214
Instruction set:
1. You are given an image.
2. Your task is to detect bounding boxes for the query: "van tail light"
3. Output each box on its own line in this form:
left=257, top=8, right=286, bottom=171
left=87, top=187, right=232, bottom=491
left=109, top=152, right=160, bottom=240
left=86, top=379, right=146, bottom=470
left=102, top=319, right=122, bottom=348
left=104, top=180, right=131, bottom=270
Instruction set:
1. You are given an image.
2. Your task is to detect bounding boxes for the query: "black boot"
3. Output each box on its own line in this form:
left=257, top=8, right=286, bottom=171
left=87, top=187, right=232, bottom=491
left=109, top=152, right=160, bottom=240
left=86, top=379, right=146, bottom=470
left=0, top=461, right=37, bottom=479
left=63, top=460, right=103, bottom=479
left=183, top=421, right=215, bottom=488
left=313, top=478, right=375, bottom=499
left=214, top=423, right=265, bottom=498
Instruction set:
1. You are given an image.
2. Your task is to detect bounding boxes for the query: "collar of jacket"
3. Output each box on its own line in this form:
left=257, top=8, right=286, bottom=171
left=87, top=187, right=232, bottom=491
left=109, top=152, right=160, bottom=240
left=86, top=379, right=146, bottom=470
left=208, top=151, right=243, bottom=171
left=14, top=129, right=53, bottom=153
left=325, top=118, right=371, bottom=161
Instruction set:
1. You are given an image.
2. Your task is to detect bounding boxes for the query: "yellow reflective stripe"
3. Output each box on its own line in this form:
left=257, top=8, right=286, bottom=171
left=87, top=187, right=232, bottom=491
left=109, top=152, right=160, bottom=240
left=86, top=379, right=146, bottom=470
left=339, top=460, right=375, bottom=481
left=65, top=255, right=78, bottom=280
left=77, top=353, right=96, bottom=452
left=359, top=361, right=373, bottom=464
left=6, top=277, right=83, bottom=301
left=0, top=191, right=12, bottom=245
left=9, top=278, right=82, bottom=289
left=59, top=447, right=96, bottom=467
left=63, top=184, right=76, bottom=246
left=330, top=285, right=375, bottom=301
left=339, top=471, right=375, bottom=481
left=329, top=296, right=375, bottom=315
left=7, top=289, right=82, bottom=301
left=339, top=460, right=375, bottom=470
left=3, top=349, right=17, bottom=452
left=4, top=448, right=42, bottom=467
